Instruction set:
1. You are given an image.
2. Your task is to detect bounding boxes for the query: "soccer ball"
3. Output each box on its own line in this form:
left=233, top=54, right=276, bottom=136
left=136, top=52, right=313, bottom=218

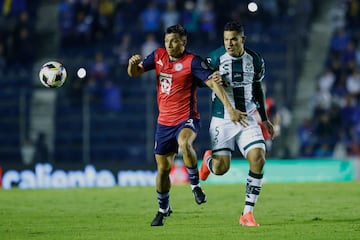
left=39, top=61, right=67, bottom=88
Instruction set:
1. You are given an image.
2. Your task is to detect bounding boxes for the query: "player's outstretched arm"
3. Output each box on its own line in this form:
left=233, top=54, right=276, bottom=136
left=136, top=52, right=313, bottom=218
left=127, top=54, right=145, bottom=77
left=206, top=71, right=248, bottom=126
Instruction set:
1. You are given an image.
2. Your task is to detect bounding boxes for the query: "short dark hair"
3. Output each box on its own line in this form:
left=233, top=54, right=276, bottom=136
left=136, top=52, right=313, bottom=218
left=224, top=21, right=244, bottom=35
left=165, top=24, right=188, bottom=38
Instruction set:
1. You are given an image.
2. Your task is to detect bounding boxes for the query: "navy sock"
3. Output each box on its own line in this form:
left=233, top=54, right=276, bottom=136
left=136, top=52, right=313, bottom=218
left=157, top=191, right=169, bottom=212
left=186, top=166, right=200, bottom=186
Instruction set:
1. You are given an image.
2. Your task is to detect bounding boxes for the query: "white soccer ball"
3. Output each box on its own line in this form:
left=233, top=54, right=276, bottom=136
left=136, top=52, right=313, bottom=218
left=39, top=61, right=67, bottom=88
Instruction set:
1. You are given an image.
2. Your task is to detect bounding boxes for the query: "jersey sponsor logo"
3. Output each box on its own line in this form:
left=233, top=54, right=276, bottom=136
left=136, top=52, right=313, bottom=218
left=174, top=63, right=183, bottom=71
left=159, top=72, right=172, bottom=95
left=234, top=73, right=243, bottom=78
left=156, top=59, right=164, bottom=66
left=221, top=63, right=230, bottom=72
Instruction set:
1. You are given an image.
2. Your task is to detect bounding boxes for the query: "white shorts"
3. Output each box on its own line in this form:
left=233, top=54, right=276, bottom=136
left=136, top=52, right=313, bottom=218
left=209, top=115, right=266, bottom=157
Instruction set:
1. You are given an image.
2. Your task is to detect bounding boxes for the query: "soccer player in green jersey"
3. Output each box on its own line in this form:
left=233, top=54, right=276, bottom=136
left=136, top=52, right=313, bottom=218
left=199, top=21, right=276, bottom=226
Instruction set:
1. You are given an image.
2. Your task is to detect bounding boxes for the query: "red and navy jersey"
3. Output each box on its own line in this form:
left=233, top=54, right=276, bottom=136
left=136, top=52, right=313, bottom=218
left=141, top=48, right=213, bottom=126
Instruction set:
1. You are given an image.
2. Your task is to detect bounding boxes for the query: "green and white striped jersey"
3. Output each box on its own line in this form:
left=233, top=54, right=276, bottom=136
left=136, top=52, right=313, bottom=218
left=206, top=46, right=265, bottom=119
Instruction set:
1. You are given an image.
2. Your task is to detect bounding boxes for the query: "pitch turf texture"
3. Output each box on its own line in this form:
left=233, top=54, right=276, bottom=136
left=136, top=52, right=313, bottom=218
left=1, top=182, right=359, bottom=240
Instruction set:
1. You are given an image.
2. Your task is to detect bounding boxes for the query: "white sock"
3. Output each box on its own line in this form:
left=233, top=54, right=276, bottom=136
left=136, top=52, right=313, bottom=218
left=243, top=172, right=263, bottom=214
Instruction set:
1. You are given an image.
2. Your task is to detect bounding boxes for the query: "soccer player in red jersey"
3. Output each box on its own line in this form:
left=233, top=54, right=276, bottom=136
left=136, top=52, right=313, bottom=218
left=128, top=24, right=246, bottom=226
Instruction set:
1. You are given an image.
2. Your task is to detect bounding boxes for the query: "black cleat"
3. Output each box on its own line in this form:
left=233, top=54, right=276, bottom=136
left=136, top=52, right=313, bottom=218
left=150, top=208, right=173, bottom=226
left=192, top=186, right=207, bottom=205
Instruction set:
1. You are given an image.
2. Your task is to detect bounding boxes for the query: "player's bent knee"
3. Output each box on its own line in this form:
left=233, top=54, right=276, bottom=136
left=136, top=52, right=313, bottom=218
left=212, top=163, right=230, bottom=175
left=157, top=167, right=171, bottom=176
left=178, top=140, right=193, bottom=154
left=257, top=157, right=266, bottom=167
left=251, top=156, right=265, bottom=171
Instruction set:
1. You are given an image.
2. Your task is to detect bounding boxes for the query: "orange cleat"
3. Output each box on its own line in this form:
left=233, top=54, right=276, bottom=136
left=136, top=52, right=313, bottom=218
left=199, top=150, right=212, bottom=181
left=239, top=212, right=260, bottom=227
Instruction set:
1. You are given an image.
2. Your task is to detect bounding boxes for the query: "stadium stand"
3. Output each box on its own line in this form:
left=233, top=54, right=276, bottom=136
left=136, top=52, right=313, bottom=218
left=296, top=0, right=360, bottom=158
left=0, top=0, right=38, bottom=165
left=0, top=0, right=327, bottom=167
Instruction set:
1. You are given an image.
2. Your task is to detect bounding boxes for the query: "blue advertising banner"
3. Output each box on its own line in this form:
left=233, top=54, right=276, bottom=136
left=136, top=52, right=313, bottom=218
left=0, top=159, right=355, bottom=189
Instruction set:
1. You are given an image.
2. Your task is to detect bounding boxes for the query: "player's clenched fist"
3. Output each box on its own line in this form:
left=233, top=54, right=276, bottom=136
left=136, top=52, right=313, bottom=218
left=210, top=71, right=223, bottom=85
left=127, top=54, right=144, bottom=77
left=128, top=54, right=142, bottom=65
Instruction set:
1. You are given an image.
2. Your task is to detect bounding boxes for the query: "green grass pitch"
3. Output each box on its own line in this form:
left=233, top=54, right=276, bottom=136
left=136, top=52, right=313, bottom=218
left=1, top=181, right=359, bottom=240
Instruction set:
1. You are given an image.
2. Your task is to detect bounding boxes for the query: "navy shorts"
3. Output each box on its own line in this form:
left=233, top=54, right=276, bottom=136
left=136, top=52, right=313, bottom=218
left=154, top=118, right=201, bottom=155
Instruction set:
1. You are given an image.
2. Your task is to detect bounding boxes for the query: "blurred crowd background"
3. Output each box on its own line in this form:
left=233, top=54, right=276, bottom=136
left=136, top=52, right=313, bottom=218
left=0, top=0, right=359, bottom=168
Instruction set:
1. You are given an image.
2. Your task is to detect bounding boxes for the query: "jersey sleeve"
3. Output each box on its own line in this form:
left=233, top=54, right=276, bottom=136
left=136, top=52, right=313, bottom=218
left=191, top=55, right=214, bottom=84
left=253, top=81, right=268, bottom=121
left=205, top=47, right=223, bottom=70
left=253, top=53, right=265, bottom=82
left=249, top=49, right=267, bottom=120
left=140, top=50, right=156, bottom=71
